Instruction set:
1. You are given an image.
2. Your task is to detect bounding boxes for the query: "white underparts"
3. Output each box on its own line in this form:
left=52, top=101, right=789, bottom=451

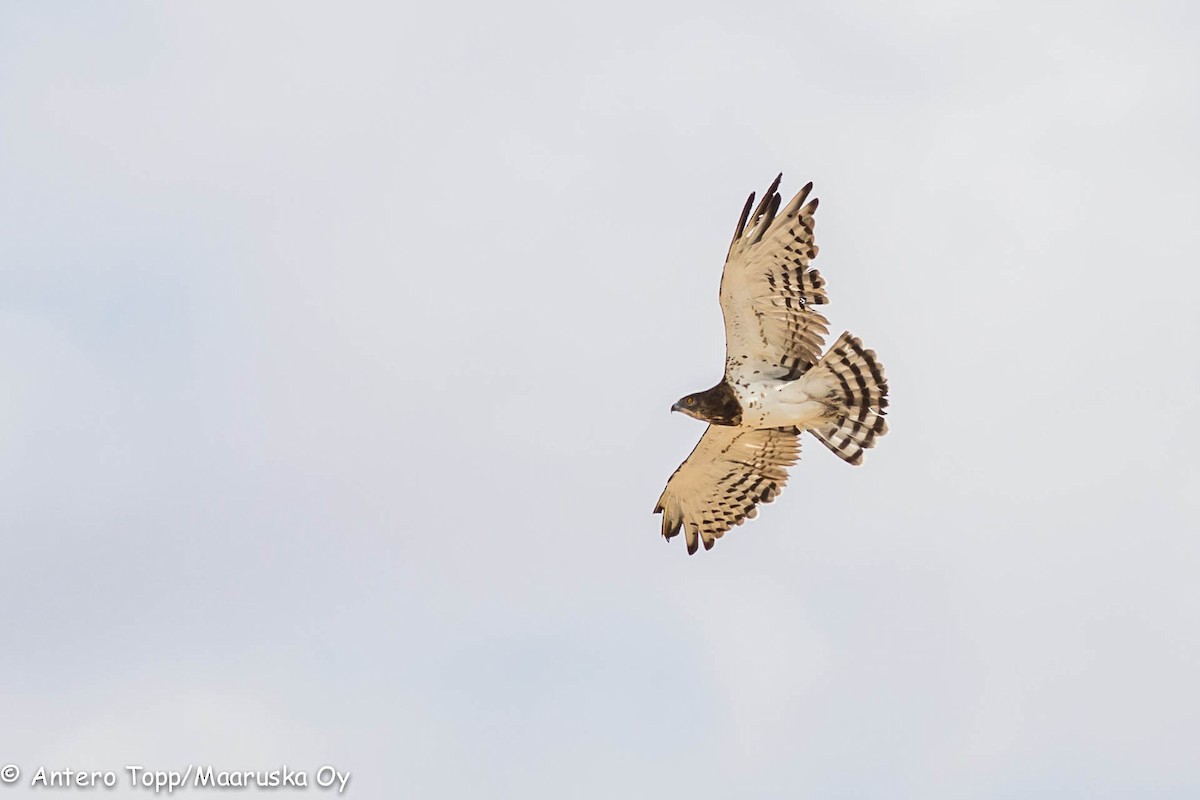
left=732, top=368, right=838, bottom=429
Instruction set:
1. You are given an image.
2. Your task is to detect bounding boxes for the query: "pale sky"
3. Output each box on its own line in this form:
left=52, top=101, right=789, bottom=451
left=2, top=1, right=1199, bottom=797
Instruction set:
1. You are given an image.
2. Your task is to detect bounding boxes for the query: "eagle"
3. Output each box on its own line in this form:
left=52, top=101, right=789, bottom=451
left=654, top=175, right=889, bottom=554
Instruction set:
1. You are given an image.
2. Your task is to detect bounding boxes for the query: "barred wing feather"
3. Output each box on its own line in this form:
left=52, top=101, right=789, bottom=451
left=654, top=426, right=801, bottom=554
left=721, top=175, right=830, bottom=381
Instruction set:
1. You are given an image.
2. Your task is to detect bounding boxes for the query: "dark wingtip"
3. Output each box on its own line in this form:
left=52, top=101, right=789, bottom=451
left=730, top=192, right=755, bottom=250
left=686, top=536, right=699, bottom=555
left=702, top=536, right=715, bottom=551
left=661, top=514, right=682, bottom=541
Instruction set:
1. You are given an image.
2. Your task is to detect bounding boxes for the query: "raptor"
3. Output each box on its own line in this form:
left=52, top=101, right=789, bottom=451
left=654, top=175, right=889, bottom=554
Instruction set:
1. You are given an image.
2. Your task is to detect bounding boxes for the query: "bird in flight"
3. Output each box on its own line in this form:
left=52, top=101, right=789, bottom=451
left=654, top=175, right=889, bottom=554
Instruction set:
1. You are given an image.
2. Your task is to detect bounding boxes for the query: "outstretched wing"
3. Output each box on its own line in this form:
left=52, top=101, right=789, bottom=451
left=654, top=426, right=801, bottom=554
left=721, top=175, right=830, bottom=381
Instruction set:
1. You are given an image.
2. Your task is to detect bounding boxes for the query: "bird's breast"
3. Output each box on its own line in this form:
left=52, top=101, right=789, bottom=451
left=731, top=379, right=828, bottom=430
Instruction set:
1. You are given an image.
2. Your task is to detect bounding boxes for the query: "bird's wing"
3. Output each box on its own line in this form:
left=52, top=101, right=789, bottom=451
left=720, top=175, right=830, bottom=381
left=654, top=425, right=801, bottom=554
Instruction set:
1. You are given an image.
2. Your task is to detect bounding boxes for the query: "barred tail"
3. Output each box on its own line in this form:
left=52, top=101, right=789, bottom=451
left=809, top=332, right=889, bottom=465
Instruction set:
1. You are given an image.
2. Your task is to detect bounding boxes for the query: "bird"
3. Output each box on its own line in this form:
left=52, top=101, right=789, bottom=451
left=654, top=175, right=889, bottom=554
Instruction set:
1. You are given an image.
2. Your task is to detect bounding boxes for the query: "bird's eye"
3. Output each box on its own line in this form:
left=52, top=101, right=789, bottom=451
left=686, top=397, right=695, bottom=405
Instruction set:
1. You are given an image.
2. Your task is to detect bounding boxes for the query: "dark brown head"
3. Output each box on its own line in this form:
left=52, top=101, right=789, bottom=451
left=672, top=381, right=743, bottom=426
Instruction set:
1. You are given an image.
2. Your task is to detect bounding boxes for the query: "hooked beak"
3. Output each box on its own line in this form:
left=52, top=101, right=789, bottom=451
left=671, top=401, right=682, bottom=413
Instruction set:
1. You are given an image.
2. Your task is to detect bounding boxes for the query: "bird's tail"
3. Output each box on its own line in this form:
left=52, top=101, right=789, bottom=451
left=805, top=332, right=889, bottom=465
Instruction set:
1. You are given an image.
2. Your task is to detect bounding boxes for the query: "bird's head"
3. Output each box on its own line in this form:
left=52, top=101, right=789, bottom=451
left=671, top=382, right=742, bottom=426
left=671, top=393, right=705, bottom=421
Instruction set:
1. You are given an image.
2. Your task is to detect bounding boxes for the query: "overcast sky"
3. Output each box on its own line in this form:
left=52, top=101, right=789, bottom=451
left=2, top=1, right=1198, bottom=797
